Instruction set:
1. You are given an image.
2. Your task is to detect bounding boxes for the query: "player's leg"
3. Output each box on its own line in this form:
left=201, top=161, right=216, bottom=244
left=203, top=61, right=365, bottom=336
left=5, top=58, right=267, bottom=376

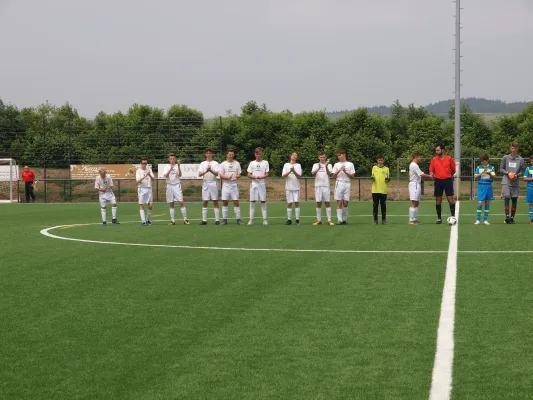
left=286, top=189, right=293, bottom=225
left=260, top=184, right=267, bottom=225
left=325, top=201, right=333, bottom=225
left=315, top=200, right=323, bottom=225
left=201, top=197, right=209, bottom=224
left=510, top=185, right=518, bottom=223
left=146, top=195, right=153, bottom=224
left=138, top=188, right=146, bottom=224
left=25, top=182, right=30, bottom=203
left=502, top=184, right=511, bottom=223
left=140, top=203, right=146, bottom=224
left=434, top=179, right=443, bottom=223
left=213, top=199, right=220, bottom=224
left=483, top=200, right=490, bottom=224
left=372, top=193, right=379, bottom=224
left=29, top=183, right=35, bottom=202
left=380, top=194, right=387, bottom=224
left=529, top=203, right=533, bottom=224
left=178, top=200, right=189, bottom=224
left=221, top=185, right=229, bottom=224
left=336, top=199, right=343, bottom=224
left=111, top=195, right=119, bottom=224
left=169, top=201, right=176, bottom=225
left=233, top=199, right=242, bottom=224
left=100, top=197, right=108, bottom=225
left=342, top=186, right=350, bottom=224
left=475, top=200, right=483, bottom=224
left=294, top=198, right=300, bottom=225
left=409, top=200, right=419, bottom=224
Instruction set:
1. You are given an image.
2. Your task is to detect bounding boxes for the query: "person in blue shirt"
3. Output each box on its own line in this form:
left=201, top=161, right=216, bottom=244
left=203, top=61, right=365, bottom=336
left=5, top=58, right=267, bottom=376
left=474, top=154, right=496, bottom=225
left=523, top=155, right=533, bottom=224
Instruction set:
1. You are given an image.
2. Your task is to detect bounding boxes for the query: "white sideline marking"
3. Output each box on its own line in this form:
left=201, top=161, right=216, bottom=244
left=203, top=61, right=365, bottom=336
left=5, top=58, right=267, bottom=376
left=429, top=201, right=459, bottom=400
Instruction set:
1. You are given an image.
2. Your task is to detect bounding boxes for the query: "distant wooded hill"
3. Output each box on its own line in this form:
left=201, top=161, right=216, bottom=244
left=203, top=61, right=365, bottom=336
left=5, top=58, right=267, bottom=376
left=328, top=98, right=533, bottom=118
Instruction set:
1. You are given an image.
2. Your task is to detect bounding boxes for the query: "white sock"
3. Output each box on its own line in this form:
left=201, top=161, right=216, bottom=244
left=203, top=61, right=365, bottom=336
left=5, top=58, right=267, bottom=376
left=140, top=209, right=145, bottom=222
left=222, top=206, right=228, bottom=219
left=170, top=208, right=175, bottom=222
left=112, top=206, right=117, bottom=219
left=295, top=207, right=300, bottom=220
left=409, top=207, right=415, bottom=221
left=415, top=207, right=419, bottom=220
left=181, top=207, right=188, bottom=220
left=101, top=208, right=107, bottom=222
left=337, top=209, right=343, bottom=222
left=316, top=208, right=322, bottom=222
left=235, top=207, right=241, bottom=220
left=342, top=206, right=348, bottom=222
left=147, top=209, right=152, bottom=221
left=202, top=207, right=208, bottom=222
left=287, top=208, right=292, bottom=220
left=214, top=208, right=220, bottom=222
left=250, top=202, right=255, bottom=221
left=261, top=203, right=267, bottom=220
left=326, top=207, right=332, bottom=221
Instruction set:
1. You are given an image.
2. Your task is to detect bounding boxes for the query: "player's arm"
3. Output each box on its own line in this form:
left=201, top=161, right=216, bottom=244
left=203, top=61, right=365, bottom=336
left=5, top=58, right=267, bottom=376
left=211, top=165, right=219, bottom=176
left=177, top=160, right=182, bottom=177
left=148, top=168, right=155, bottom=180
left=292, top=165, right=302, bottom=179
left=163, top=166, right=172, bottom=178
left=346, top=164, right=356, bottom=179
left=107, top=178, right=114, bottom=190
left=524, top=169, right=533, bottom=181
left=499, top=156, right=508, bottom=175
left=95, top=181, right=105, bottom=192
left=385, top=167, right=390, bottom=183
left=136, top=170, right=146, bottom=183
left=247, top=164, right=255, bottom=179
left=198, top=164, right=207, bottom=177
left=311, top=164, right=319, bottom=176
left=429, top=159, right=435, bottom=177
left=450, top=158, right=457, bottom=175
left=281, top=164, right=291, bottom=178
left=516, top=159, right=525, bottom=177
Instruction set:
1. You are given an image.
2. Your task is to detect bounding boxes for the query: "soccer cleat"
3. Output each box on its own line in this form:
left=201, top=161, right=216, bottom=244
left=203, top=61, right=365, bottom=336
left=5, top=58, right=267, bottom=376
left=215, top=221, right=220, bottom=225
left=509, top=217, right=515, bottom=224
left=373, top=220, right=378, bottom=225
left=169, top=221, right=176, bottom=225
left=295, top=220, right=299, bottom=225
left=505, top=217, right=510, bottom=224
left=327, top=221, right=335, bottom=226
left=336, top=221, right=344, bottom=225
left=142, top=221, right=147, bottom=226
left=436, top=219, right=442, bottom=224
left=184, top=220, right=190, bottom=225
left=200, top=221, right=207, bottom=225
left=343, top=221, right=348, bottom=225
left=222, top=219, right=228, bottom=225
left=483, top=221, right=490, bottom=225
left=247, top=220, right=253, bottom=226
left=102, top=221, right=107, bottom=226
left=474, top=221, right=481, bottom=225
left=285, top=220, right=292, bottom=225
left=313, top=220, right=322, bottom=225
left=409, top=220, right=420, bottom=225
left=112, top=219, right=120, bottom=224
left=382, top=220, right=388, bottom=225
left=263, top=220, right=268, bottom=226
left=146, top=220, right=152, bottom=225
left=530, top=221, right=533, bottom=225
left=236, top=219, right=244, bottom=225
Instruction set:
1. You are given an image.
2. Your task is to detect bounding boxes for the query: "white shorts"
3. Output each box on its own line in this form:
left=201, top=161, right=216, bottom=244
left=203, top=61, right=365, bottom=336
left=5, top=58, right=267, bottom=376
left=314, top=186, right=330, bottom=203
left=221, top=184, right=239, bottom=201
left=99, top=192, right=116, bottom=208
left=250, top=182, right=267, bottom=202
left=409, top=182, right=422, bottom=202
left=138, top=187, right=153, bottom=204
left=202, top=182, right=219, bottom=201
left=286, top=190, right=300, bottom=203
left=334, top=181, right=351, bottom=201
left=166, top=183, right=183, bottom=203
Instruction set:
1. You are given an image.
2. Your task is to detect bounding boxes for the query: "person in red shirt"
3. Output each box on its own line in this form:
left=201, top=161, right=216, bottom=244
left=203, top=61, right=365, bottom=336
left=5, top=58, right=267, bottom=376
left=21, top=166, right=36, bottom=203
left=429, top=144, right=456, bottom=224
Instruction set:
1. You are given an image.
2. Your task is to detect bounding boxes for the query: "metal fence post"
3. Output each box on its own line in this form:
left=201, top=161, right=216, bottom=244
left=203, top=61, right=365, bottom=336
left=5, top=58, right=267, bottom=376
left=305, top=178, right=308, bottom=201
left=358, top=178, right=361, bottom=201
left=43, top=116, right=47, bottom=203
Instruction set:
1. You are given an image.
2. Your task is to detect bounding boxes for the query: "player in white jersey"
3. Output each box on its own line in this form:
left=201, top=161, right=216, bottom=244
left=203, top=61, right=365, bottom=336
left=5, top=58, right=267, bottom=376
left=94, top=168, right=119, bottom=226
left=282, top=152, right=302, bottom=225
left=312, top=152, right=334, bottom=225
left=198, top=148, right=220, bottom=225
left=247, top=147, right=270, bottom=225
left=136, top=157, right=154, bottom=225
left=332, top=150, right=356, bottom=225
left=408, top=151, right=433, bottom=224
left=219, top=149, right=244, bottom=225
left=162, top=153, right=190, bottom=225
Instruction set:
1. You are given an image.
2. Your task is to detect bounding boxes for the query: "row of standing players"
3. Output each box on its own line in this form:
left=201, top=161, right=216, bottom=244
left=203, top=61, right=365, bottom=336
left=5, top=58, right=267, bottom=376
left=94, top=142, right=533, bottom=226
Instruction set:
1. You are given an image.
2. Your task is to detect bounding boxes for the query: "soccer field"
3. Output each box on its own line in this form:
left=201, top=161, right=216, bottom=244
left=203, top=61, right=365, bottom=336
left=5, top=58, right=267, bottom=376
left=2, top=200, right=532, bottom=399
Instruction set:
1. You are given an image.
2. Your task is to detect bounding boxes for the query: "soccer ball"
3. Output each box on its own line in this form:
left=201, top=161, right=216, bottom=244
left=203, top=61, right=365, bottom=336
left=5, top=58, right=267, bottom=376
left=508, top=172, right=517, bottom=181
left=447, top=216, right=457, bottom=226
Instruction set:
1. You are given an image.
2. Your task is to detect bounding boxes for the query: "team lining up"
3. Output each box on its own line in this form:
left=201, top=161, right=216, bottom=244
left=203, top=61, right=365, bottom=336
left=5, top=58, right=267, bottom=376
left=93, top=143, right=533, bottom=227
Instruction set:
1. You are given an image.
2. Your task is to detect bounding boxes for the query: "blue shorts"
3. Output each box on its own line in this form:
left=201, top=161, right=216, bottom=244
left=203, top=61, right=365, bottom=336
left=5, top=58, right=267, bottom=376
left=477, top=184, right=494, bottom=201
left=527, top=186, right=533, bottom=204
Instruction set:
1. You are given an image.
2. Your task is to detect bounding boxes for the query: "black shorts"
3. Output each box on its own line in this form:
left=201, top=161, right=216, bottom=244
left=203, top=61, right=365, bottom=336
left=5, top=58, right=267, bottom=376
left=434, top=178, right=454, bottom=197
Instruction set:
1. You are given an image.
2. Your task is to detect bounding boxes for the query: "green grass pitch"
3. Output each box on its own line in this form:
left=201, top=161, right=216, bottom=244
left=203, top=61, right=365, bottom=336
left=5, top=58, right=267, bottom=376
left=1, top=200, right=532, bottom=399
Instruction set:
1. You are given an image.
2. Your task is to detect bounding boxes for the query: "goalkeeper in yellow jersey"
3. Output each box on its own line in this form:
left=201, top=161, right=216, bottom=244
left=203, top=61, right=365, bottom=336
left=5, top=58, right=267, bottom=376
left=371, top=155, right=390, bottom=224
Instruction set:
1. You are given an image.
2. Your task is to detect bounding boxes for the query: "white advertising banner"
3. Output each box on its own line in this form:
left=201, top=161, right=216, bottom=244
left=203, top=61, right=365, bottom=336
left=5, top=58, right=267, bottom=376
left=157, top=164, right=203, bottom=180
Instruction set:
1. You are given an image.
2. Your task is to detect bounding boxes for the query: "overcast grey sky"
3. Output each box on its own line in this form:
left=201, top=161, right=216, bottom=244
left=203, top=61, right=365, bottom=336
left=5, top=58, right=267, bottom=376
left=1, top=0, right=532, bottom=117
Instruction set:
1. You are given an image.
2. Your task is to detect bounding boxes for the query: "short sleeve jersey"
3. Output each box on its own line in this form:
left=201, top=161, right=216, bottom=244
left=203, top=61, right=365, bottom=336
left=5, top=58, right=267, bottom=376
left=429, top=155, right=456, bottom=179
left=247, top=160, right=269, bottom=184
left=282, top=163, right=302, bottom=191
left=219, top=161, right=242, bottom=186
left=95, top=175, right=113, bottom=193
left=313, top=163, right=332, bottom=187
left=163, top=165, right=181, bottom=185
left=409, top=162, right=424, bottom=184
left=332, top=162, right=355, bottom=182
left=500, top=154, right=525, bottom=185
left=525, top=166, right=533, bottom=188
left=475, top=164, right=495, bottom=185
left=136, top=168, right=153, bottom=188
left=199, top=161, right=219, bottom=182
left=371, top=165, right=390, bottom=194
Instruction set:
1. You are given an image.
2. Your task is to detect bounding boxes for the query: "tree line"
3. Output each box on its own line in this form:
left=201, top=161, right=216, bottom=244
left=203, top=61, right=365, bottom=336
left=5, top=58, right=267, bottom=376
left=1, top=98, right=532, bottom=176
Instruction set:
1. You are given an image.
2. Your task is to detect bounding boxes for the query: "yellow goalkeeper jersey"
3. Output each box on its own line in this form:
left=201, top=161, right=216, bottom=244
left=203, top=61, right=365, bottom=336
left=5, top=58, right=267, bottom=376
left=371, top=165, right=390, bottom=194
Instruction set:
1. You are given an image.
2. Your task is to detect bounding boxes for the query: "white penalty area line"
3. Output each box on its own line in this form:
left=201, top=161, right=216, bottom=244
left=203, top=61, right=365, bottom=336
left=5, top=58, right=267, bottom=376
left=429, top=202, right=459, bottom=400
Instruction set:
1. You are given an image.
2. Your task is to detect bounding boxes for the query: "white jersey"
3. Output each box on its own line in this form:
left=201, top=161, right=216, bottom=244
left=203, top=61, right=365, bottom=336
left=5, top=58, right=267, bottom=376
left=312, top=163, right=332, bottom=187
left=247, top=160, right=269, bottom=184
left=219, top=161, right=242, bottom=187
left=332, top=162, right=355, bottom=182
left=163, top=165, right=181, bottom=185
left=282, top=163, right=302, bottom=191
left=199, top=161, right=219, bottom=182
left=409, top=162, right=424, bottom=184
left=136, top=168, right=154, bottom=188
left=94, top=175, right=114, bottom=195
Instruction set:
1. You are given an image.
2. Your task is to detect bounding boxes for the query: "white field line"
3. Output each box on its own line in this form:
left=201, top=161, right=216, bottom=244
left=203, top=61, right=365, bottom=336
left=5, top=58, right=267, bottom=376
left=429, top=201, right=459, bottom=400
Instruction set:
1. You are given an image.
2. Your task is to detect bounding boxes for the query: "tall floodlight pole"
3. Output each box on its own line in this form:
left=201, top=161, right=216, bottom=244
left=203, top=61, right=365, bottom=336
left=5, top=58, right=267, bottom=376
left=454, top=0, right=462, bottom=198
